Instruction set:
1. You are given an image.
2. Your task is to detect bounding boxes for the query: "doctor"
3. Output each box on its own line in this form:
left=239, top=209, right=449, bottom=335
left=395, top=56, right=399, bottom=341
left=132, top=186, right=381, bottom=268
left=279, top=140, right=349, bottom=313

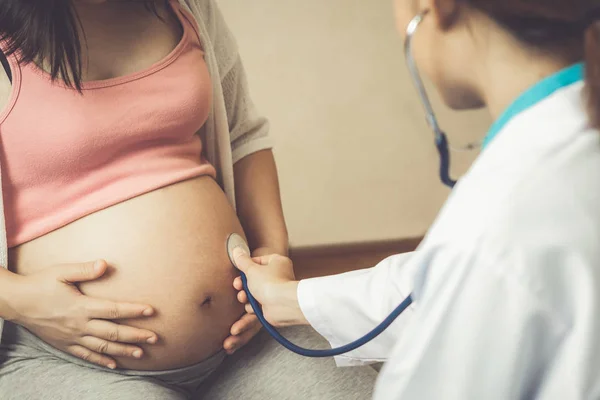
left=230, top=0, right=600, bottom=398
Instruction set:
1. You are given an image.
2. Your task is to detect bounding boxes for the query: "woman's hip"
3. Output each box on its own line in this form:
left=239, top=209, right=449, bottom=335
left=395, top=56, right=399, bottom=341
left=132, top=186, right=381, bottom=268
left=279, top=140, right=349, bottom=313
left=0, top=321, right=225, bottom=400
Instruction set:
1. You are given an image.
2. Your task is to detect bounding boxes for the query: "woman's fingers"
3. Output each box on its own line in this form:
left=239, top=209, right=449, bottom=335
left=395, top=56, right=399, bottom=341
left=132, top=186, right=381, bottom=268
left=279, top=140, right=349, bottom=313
left=230, top=313, right=259, bottom=336
left=245, top=303, right=255, bottom=314
left=223, top=335, right=239, bottom=354
left=68, top=344, right=117, bottom=369
left=224, top=325, right=262, bottom=355
left=79, top=336, right=144, bottom=359
left=85, top=298, right=154, bottom=320
left=85, top=319, right=158, bottom=344
left=224, top=314, right=262, bottom=355
left=57, top=260, right=107, bottom=284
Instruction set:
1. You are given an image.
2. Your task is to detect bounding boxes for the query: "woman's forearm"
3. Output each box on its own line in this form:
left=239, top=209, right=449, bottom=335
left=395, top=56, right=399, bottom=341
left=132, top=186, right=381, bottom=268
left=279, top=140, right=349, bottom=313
left=234, top=149, right=289, bottom=256
left=0, top=267, right=21, bottom=321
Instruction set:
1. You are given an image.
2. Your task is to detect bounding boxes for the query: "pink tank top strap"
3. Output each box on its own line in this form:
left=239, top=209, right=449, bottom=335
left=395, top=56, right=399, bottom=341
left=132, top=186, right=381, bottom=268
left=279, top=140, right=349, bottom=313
left=171, top=0, right=205, bottom=51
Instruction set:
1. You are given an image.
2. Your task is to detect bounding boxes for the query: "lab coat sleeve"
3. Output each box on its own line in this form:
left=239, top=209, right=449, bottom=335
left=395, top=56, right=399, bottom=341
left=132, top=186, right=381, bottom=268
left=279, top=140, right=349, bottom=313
left=297, top=252, right=417, bottom=367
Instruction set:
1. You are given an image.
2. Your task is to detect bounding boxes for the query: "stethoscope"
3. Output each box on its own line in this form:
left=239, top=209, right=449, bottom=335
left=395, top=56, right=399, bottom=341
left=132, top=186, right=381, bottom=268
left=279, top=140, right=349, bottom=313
left=227, top=10, right=476, bottom=358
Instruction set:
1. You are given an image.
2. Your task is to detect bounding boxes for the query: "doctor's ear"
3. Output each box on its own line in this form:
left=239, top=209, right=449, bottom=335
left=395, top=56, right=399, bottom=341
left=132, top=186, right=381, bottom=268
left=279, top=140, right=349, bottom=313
left=425, top=0, right=461, bottom=30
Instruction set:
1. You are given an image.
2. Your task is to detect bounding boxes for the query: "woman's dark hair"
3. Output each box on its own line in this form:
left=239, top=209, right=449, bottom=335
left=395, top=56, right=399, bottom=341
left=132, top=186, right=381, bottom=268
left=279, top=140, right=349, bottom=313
left=463, top=0, right=600, bottom=128
left=0, top=0, right=167, bottom=90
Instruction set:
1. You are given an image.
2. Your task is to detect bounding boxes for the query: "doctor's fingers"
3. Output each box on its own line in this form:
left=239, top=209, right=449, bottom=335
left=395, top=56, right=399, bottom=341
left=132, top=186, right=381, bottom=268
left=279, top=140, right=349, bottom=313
left=233, top=277, right=261, bottom=306
left=230, top=313, right=259, bottom=336
left=233, top=276, right=243, bottom=291
left=237, top=290, right=249, bottom=304
left=232, top=248, right=259, bottom=273
left=251, top=254, right=284, bottom=265
left=237, top=290, right=258, bottom=316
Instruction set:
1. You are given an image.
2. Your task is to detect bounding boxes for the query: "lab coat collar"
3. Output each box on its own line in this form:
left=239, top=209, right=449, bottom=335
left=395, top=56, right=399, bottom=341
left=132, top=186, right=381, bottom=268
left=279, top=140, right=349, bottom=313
left=482, top=62, right=585, bottom=150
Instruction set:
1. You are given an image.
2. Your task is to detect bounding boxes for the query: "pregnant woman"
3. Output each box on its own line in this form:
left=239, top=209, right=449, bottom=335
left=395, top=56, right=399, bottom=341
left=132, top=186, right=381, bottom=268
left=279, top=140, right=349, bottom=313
left=0, top=1, right=377, bottom=399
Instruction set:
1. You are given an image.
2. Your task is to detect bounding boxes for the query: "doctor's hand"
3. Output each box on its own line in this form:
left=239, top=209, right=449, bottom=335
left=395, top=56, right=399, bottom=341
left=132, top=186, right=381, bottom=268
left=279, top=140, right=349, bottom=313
left=232, top=249, right=308, bottom=328
left=223, top=247, right=279, bottom=355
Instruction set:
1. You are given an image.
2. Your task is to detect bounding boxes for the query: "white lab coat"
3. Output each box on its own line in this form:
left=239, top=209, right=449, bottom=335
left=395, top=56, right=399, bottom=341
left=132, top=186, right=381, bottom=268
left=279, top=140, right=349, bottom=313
left=297, top=81, right=600, bottom=399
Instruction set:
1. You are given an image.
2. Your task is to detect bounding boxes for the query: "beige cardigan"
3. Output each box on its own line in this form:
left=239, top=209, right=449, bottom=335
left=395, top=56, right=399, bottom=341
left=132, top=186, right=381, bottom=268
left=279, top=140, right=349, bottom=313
left=0, top=0, right=273, bottom=339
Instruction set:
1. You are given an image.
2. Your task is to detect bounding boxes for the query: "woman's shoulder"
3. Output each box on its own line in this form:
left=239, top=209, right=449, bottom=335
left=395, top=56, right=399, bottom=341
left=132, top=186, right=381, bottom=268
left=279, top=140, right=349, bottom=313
left=177, top=0, right=239, bottom=68
left=178, top=0, right=211, bottom=17
left=178, top=0, right=228, bottom=34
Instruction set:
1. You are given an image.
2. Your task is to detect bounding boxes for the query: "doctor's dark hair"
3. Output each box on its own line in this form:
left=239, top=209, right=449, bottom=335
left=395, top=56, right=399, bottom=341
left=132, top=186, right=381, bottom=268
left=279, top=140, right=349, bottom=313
left=0, top=0, right=169, bottom=91
left=461, top=0, right=600, bottom=128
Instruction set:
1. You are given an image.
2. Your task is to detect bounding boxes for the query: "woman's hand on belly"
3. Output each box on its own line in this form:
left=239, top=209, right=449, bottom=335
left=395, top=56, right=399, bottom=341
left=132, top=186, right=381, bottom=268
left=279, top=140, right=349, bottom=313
left=10, top=260, right=158, bottom=370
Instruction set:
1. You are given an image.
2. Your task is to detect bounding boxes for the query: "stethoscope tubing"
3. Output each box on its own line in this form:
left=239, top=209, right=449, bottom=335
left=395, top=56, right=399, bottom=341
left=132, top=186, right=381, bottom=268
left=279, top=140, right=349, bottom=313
left=240, top=269, right=413, bottom=357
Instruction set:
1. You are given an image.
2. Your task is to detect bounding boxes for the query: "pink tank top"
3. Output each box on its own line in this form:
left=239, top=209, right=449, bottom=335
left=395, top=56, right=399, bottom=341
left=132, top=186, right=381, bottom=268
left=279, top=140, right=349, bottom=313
left=0, top=1, right=216, bottom=247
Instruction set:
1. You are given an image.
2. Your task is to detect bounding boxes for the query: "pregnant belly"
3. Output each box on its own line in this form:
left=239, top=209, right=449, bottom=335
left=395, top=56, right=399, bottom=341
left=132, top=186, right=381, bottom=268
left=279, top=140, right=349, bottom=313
left=9, top=176, right=245, bottom=370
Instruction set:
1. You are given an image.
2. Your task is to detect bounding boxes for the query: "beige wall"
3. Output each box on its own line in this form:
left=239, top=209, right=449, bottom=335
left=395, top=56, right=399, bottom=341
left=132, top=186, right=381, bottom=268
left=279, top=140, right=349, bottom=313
left=219, top=0, right=491, bottom=248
